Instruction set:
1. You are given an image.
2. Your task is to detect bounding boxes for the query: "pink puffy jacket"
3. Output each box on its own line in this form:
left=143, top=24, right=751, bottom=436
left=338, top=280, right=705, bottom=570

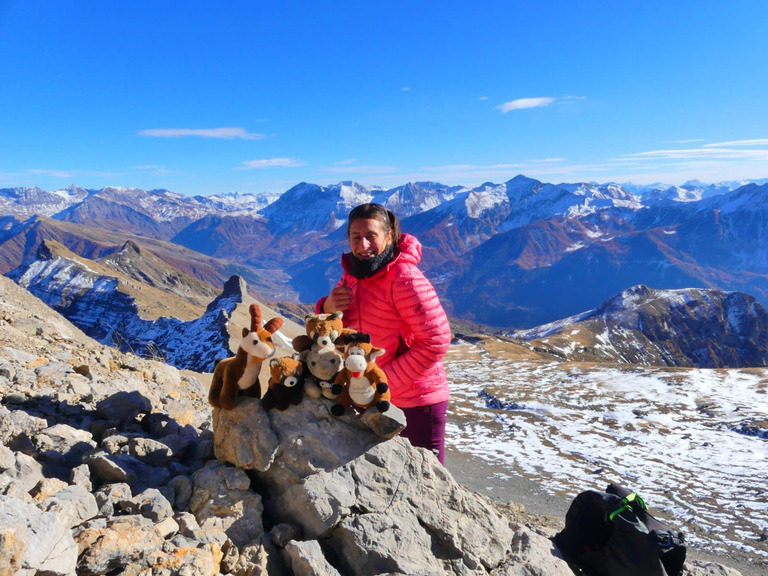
left=316, top=233, right=452, bottom=408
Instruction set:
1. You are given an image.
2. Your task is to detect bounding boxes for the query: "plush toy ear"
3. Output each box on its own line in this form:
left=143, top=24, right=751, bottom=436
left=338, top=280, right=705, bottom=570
left=242, top=327, right=250, bottom=338
left=270, top=358, right=280, bottom=368
left=292, top=335, right=312, bottom=351
left=370, top=346, right=386, bottom=360
left=328, top=311, right=343, bottom=321
left=304, top=312, right=319, bottom=322
left=264, top=317, right=283, bottom=333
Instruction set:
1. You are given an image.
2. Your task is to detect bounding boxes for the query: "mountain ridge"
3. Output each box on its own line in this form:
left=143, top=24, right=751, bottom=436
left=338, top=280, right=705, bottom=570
left=3, top=175, right=768, bottom=330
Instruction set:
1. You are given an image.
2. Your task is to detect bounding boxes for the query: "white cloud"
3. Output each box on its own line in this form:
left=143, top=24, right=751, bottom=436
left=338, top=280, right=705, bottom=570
left=133, top=165, right=171, bottom=174
left=334, top=159, right=358, bottom=166
left=138, top=127, right=265, bottom=140
left=240, top=158, right=306, bottom=169
left=401, top=87, right=411, bottom=91
left=497, top=97, right=556, bottom=112
left=496, top=95, right=584, bottom=113
left=27, top=168, right=79, bottom=178
left=703, top=139, right=768, bottom=148
left=621, top=147, right=768, bottom=161
left=478, top=96, right=488, bottom=101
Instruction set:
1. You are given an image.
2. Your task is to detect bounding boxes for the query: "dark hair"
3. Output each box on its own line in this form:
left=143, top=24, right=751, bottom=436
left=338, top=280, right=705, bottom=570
left=346, top=203, right=401, bottom=245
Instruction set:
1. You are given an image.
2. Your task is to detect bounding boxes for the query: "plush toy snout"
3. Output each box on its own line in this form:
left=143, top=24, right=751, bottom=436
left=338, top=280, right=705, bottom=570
left=345, top=347, right=367, bottom=375
left=314, top=334, right=336, bottom=348
left=242, top=337, right=275, bottom=359
left=281, top=375, right=300, bottom=388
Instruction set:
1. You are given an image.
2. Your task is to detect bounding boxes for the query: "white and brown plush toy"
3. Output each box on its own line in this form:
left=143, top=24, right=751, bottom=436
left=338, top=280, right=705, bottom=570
left=330, top=334, right=391, bottom=416
left=208, top=303, right=282, bottom=410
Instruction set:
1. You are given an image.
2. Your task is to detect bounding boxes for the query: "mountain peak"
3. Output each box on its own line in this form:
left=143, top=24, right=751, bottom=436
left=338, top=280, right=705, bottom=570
left=206, top=275, right=247, bottom=313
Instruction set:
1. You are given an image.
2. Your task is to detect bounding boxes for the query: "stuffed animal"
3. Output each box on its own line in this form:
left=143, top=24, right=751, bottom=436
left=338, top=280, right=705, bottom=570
left=301, top=343, right=343, bottom=400
left=292, top=311, right=355, bottom=352
left=262, top=355, right=304, bottom=411
left=293, top=311, right=356, bottom=400
left=208, top=303, right=282, bottom=410
left=331, top=336, right=390, bottom=416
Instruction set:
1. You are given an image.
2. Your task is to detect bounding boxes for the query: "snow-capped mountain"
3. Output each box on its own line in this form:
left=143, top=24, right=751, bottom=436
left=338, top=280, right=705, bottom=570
left=3, top=175, right=768, bottom=330
left=510, top=284, right=768, bottom=367
left=259, top=181, right=377, bottom=235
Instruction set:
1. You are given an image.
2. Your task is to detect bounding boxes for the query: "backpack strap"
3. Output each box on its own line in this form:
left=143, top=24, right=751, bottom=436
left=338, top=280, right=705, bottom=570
left=608, top=492, right=648, bottom=522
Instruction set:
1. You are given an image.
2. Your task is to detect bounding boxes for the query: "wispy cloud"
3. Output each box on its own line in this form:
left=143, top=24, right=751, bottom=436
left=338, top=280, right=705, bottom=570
left=133, top=164, right=171, bottom=174
left=27, top=168, right=79, bottom=178
left=138, top=127, right=266, bottom=140
left=240, top=158, right=306, bottom=169
left=703, top=139, right=768, bottom=148
left=401, top=87, right=411, bottom=92
left=334, top=159, right=358, bottom=166
left=620, top=147, right=768, bottom=161
left=497, top=95, right=584, bottom=113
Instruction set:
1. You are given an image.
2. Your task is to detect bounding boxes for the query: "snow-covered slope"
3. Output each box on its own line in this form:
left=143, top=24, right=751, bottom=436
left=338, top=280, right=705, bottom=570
left=445, top=341, right=768, bottom=567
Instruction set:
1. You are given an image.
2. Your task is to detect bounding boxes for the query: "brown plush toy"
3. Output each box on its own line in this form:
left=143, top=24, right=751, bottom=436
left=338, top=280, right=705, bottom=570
left=208, top=303, right=283, bottom=410
left=331, top=336, right=390, bottom=416
left=262, top=355, right=304, bottom=411
left=292, top=311, right=356, bottom=352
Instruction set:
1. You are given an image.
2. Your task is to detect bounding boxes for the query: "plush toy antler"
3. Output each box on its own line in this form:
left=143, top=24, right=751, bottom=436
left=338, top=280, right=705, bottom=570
left=249, top=303, right=262, bottom=332
left=250, top=303, right=283, bottom=333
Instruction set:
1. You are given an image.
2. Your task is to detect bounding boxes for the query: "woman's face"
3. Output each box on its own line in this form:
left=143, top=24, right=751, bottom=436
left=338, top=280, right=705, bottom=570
left=349, top=218, right=392, bottom=258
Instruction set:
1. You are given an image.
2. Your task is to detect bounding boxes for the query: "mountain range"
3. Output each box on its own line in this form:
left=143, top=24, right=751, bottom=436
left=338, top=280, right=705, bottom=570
left=2, top=175, right=768, bottom=330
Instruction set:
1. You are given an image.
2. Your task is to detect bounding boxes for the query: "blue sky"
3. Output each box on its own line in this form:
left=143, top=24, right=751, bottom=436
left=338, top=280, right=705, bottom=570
left=1, top=1, right=767, bottom=196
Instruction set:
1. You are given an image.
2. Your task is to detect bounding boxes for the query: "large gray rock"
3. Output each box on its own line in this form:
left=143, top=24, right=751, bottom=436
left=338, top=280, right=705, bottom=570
left=213, top=398, right=572, bottom=576
left=213, top=397, right=406, bottom=490
left=0, top=494, right=78, bottom=576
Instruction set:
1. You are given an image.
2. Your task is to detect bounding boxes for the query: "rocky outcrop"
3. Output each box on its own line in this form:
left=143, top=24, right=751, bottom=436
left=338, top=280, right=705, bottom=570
left=213, top=398, right=572, bottom=575
left=0, top=274, right=746, bottom=575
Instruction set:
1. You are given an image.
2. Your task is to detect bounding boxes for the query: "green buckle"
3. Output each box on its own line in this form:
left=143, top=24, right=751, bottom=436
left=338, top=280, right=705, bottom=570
left=609, top=493, right=648, bottom=522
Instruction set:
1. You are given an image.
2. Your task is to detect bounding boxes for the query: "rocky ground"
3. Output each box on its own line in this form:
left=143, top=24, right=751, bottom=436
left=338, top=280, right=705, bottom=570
left=0, top=274, right=749, bottom=575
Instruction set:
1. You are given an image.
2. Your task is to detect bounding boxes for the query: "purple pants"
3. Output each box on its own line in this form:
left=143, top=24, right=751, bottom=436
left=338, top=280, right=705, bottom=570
left=399, top=400, right=448, bottom=464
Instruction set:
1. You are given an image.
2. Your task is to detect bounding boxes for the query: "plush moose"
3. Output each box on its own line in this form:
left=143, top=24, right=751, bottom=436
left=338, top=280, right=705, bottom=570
left=331, top=334, right=391, bottom=416
left=208, top=303, right=282, bottom=410
left=262, top=355, right=304, bottom=411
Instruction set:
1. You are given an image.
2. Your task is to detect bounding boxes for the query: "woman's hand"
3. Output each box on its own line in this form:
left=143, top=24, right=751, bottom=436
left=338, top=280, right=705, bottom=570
left=323, top=285, right=353, bottom=313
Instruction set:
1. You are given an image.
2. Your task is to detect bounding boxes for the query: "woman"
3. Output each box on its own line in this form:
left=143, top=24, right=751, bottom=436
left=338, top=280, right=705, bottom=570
left=317, top=203, right=452, bottom=463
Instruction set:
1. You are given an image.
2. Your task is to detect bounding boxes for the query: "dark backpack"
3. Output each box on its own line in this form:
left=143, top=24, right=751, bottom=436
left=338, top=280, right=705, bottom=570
left=553, top=483, right=686, bottom=576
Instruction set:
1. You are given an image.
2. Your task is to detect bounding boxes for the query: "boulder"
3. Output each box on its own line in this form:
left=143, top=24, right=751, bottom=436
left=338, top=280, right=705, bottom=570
left=212, top=397, right=572, bottom=576
left=0, top=494, right=78, bottom=576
